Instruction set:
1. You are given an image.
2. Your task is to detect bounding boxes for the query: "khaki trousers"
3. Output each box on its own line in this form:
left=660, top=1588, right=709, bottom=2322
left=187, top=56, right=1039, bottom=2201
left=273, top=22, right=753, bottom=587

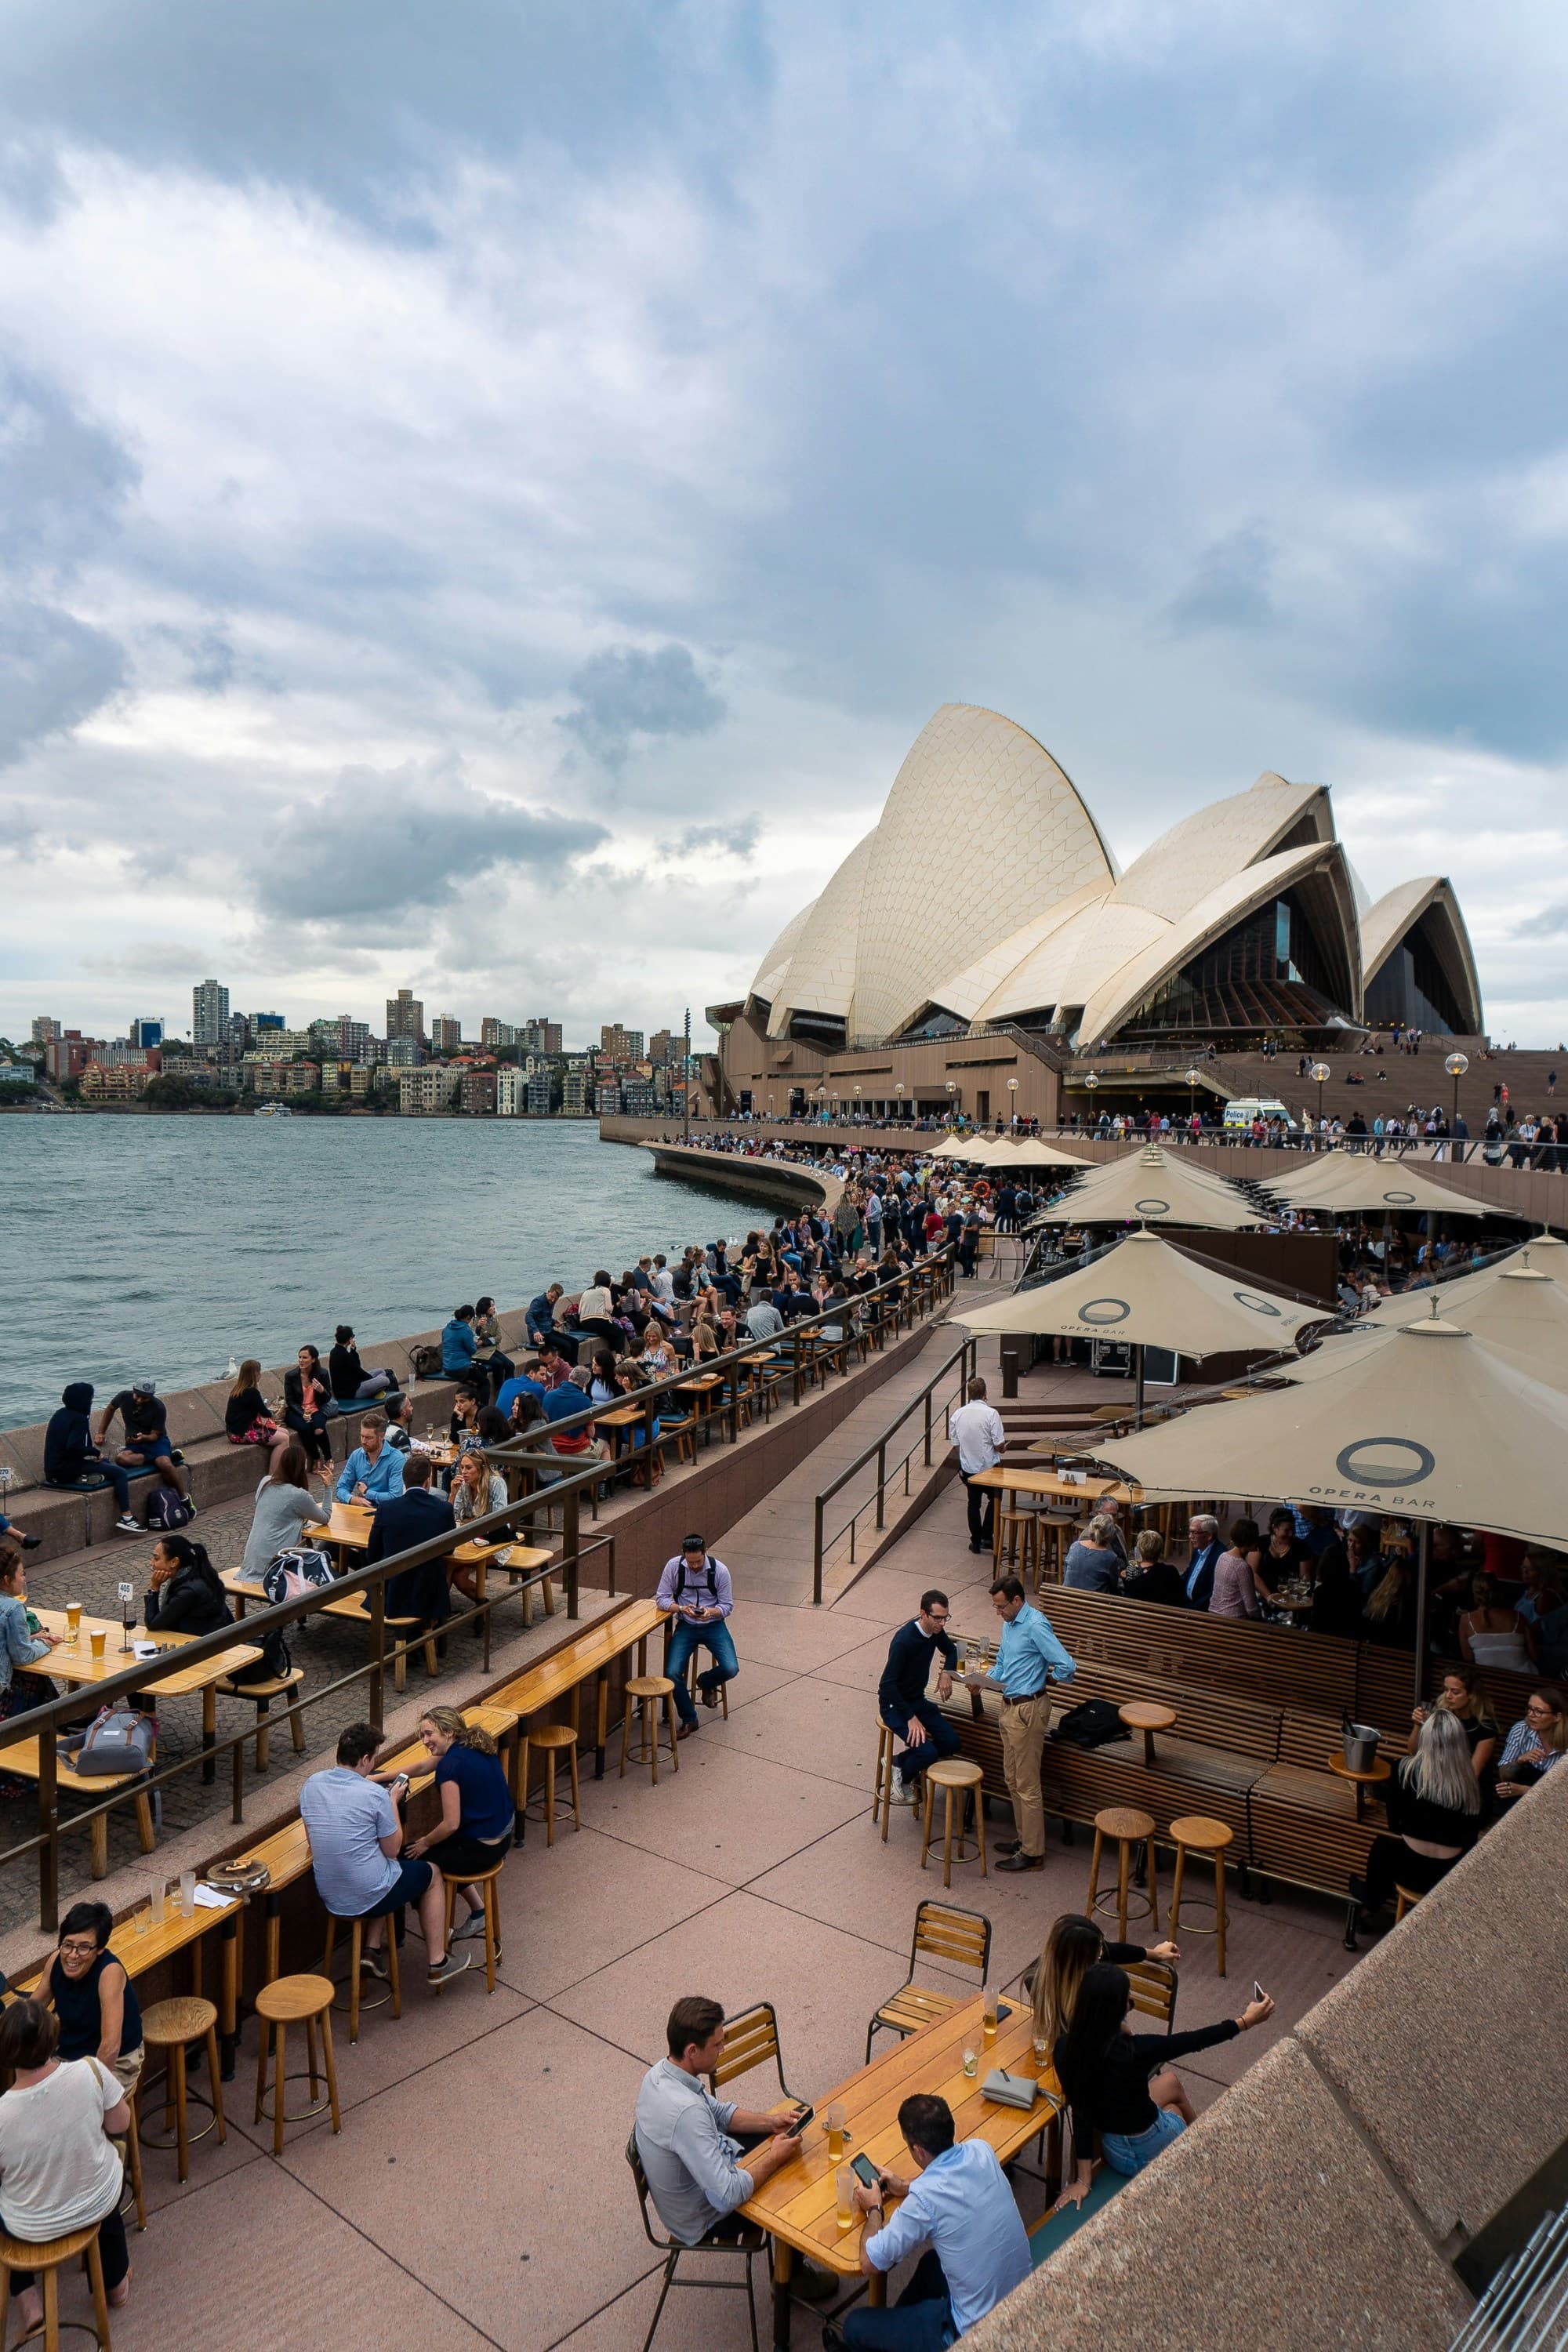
left=996, top=1692, right=1051, bottom=1858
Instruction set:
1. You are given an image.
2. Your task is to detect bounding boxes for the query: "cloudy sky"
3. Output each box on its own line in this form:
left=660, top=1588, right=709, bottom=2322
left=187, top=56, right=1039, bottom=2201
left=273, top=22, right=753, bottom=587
left=2, top=0, right=1566, bottom=1050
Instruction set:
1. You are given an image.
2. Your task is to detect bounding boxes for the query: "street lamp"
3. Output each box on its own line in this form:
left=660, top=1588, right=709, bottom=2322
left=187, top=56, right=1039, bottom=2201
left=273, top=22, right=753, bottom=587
left=945, top=1079, right=956, bottom=1130
left=1445, top=1051, right=1469, bottom=1149
left=768, top=1093, right=775, bottom=1123
left=895, top=1082, right=906, bottom=1123
left=853, top=1084, right=862, bottom=1126
left=1185, top=1066, right=1201, bottom=1141
left=816, top=1083, right=826, bottom=1123
left=1311, top=1062, right=1330, bottom=1132
left=1007, top=1076, right=1018, bottom=1130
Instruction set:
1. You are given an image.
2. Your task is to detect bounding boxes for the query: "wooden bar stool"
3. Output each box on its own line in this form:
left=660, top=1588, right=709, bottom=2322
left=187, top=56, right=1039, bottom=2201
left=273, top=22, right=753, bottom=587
left=1166, top=1815, right=1233, bottom=1976
left=1393, top=1883, right=1424, bottom=1925
left=1087, top=1807, right=1158, bottom=1941
left=873, top=1722, right=898, bottom=1842
left=620, top=1675, right=680, bottom=1785
left=138, top=1996, right=226, bottom=2183
left=1033, top=1510, right=1076, bottom=1588
left=685, top=1650, right=729, bottom=1719
left=321, top=1911, right=401, bottom=2042
left=996, top=1508, right=1038, bottom=1582
left=253, top=1973, right=341, bottom=2157
left=118, top=2100, right=144, bottom=2233
left=443, top=1860, right=506, bottom=1992
left=0, top=2221, right=111, bottom=2350
left=215, top=1666, right=307, bottom=1770
left=520, top=1722, right=581, bottom=1845
left=920, top=1759, right=986, bottom=1891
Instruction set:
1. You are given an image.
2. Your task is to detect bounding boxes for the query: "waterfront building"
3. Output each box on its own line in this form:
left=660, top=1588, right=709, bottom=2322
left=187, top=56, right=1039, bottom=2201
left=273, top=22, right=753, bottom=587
left=523, top=1018, right=562, bottom=1054
left=481, top=1017, right=516, bottom=1048
left=561, top=1066, right=593, bottom=1115
left=459, top=1069, right=496, bottom=1115
left=704, top=702, right=1484, bottom=1125
left=252, top=1059, right=321, bottom=1098
left=80, top=1063, right=154, bottom=1101
left=191, top=978, right=230, bottom=1047
left=386, top=987, right=425, bottom=1045
left=495, top=1068, right=524, bottom=1116
left=398, top=1066, right=461, bottom=1115
left=431, top=1014, right=463, bottom=1054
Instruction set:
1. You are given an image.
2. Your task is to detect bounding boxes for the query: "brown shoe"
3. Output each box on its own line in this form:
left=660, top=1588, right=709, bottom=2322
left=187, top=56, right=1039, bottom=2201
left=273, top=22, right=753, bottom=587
left=676, top=1720, right=699, bottom=1740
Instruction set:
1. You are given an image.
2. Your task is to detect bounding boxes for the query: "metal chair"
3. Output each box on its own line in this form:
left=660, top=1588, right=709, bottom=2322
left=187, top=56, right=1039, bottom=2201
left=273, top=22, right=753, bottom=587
left=704, top=2002, right=797, bottom=2103
left=625, top=2129, right=763, bottom=2352
left=866, top=1901, right=992, bottom=2061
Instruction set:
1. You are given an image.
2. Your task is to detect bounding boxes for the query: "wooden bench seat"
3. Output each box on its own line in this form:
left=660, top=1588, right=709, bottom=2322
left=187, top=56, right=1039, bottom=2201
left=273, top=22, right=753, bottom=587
left=0, top=1737, right=156, bottom=1878
left=1248, top=1761, right=1379, bottom=1889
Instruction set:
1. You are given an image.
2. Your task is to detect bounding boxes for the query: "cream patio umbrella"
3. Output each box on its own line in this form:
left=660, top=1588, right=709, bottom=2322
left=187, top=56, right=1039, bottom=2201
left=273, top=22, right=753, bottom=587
left=1098, top=1314, right=1568, bottom=1694
left=1363, top=1234, right=1568, bottom=1327
left=950, top=1227, right=1331, bottom=1420
left=927, top=1133, right=985, bottom=1161
left=1258, top=1150, right=1494, bottom=1218
left=975, top=1134, right=1090, bottom=1171
left=1031, top=1145, right=1267, bottom=1232
left=1284, top=1263, right=1568, bottom=1391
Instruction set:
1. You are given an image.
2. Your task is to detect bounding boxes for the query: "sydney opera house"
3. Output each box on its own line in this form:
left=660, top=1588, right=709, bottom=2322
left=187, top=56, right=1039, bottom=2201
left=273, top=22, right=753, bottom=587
left=702, top=702, right=1483, bottom=1123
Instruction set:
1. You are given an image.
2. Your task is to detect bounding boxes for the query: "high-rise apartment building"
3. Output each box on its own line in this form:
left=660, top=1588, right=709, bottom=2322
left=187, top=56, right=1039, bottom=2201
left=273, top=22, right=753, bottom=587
left=481, top=1018, right=516, bottom=1049
left=387, top=989, right=425, bottom=1044
left=430, top=1015, right=463, bottom=1057
left=309, top=1015, right=372, bottom=1062
left=129, top=1018, right=165, bottom=1049
left=192, top=979, right=230, bottom=1048
left=252, top=1011, right=285, bottom=1033
left=600, top=1025, right=644, bottom=1065
left=649, top=1029, right=678, bottom=1065
left=523, top=1018, right=562, bottom=1055
left=30, top=1016, right=61, bottom=1047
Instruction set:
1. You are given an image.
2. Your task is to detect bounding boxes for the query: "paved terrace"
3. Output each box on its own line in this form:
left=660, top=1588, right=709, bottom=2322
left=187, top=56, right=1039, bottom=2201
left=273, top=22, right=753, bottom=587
left=13, top=1379, right=1388, bottom=2352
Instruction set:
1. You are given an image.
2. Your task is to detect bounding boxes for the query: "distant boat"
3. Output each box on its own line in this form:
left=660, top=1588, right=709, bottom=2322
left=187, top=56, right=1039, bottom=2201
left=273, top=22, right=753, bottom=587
left=253, top=1102, right=294, bottom=1118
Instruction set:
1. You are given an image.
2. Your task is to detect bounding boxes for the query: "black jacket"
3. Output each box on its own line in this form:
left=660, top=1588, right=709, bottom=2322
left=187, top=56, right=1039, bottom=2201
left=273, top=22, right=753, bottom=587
left=1181, top=1541, right=1224, bottom=1610
left=284, top=1367, right=330, bottom=1423
left=1122, top=1560, right=1185, bottom=1607
left=368, top=1490, right=456, bottom=1624
left=45, top=1384, right=99, bottom=1486
left=328, top=1344, right=370, bottom=1403
left=144, top=1564, right=232, bottom=1638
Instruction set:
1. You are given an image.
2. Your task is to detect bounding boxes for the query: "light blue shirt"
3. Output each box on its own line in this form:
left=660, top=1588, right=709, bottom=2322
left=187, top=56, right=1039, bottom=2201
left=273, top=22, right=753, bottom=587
left=633, top=2060, right=749, bottom=2246
left=866, top=2139, right=1030, bottom=2332
left=992, top=1602, right=1076, bottom=1697
left=336, top=1445, right=405, bottom=1504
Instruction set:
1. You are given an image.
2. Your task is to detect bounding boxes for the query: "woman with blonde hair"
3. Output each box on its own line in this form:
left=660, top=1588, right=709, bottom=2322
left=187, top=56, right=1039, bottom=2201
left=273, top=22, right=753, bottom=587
left=448, top=1449, right=512, bottom=1610
left=1028, top=1912, right=1180, bottom=2051
left=1348, top=1708, right=1483, bottom=1935
left=224, top=1358, right=289, bottom=1472
left=396, top=1708, right=514, bottom=1951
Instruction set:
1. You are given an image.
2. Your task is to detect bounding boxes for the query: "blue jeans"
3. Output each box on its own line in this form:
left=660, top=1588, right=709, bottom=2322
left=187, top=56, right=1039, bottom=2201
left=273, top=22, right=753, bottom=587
left=49, top=1464, right=131, bottom=1512
left=1102, top=2104, right=1184, bottom=2175
left=844, top=2252, right=956, bottom=2349
left=666, top=1617, right=740, bottom=1726
left=880, top=1694, right=961, bottom=1783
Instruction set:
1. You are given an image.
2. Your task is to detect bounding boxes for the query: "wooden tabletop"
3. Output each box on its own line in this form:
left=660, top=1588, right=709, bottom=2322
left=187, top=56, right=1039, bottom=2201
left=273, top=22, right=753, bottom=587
left=738, top=1992, right=1060, bottom=2274
left=1118, top=1701, right=1178, bottom=1733
left=488, top=1598, right=669, bottom=1718
left=967, top=1467, right=1135, bottom=1504
left=321, top=1501, right=376, bottom=1548
left=34, top=1610, right=261, bottom=1693
left=374, top=1704, right=521, bottom=1780
left=16, top=1886, right=240, bottom=1998
left=1327, top=1751, right=1392, bottom=1786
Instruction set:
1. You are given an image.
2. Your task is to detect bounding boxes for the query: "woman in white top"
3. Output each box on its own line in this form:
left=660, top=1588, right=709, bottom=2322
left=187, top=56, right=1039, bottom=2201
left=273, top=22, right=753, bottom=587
left=1457, top=1573, right=1535, bottom=1673
left=449, top=1450, right=512, bottom=1608
left=0, top=1998, right=132, bottom=2329
left=240, top=1445, right=332, bottom=1582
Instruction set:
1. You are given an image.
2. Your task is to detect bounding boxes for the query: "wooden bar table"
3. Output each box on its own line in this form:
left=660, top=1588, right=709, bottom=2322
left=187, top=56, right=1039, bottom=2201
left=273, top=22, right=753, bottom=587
left=35, top=1610, right=262, bottom=1787
left=739, top=1991, right=1061, bottom=2349
left=964, top=1467, right=1136, bottom=1568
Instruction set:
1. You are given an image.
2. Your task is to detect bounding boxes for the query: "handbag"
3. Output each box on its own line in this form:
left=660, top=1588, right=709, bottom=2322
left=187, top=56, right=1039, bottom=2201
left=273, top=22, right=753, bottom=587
left=65, top=1707, right=155, bottom=1777
left=982, top=2068, right=1040, bottom=2111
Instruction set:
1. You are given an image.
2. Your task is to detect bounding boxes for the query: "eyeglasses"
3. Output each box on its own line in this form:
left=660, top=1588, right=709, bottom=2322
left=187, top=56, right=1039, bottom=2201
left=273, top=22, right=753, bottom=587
left=58, top=1940, right=100, bottom=1958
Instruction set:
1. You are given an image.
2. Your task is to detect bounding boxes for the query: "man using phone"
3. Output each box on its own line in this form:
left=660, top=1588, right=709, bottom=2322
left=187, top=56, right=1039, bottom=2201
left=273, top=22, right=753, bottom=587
left=633, top=1996, right=804, bottom=2248
left=655, top=1537, right=740, bottom=1740
left=877, top=1592, right=961, bottom=1806
left=829, top=2092, right=1029, bottom=2348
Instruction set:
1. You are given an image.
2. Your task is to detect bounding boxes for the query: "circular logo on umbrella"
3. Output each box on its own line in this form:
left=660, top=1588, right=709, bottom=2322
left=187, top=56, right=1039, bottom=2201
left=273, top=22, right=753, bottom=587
left=1379, top=1189, right=1417, bottom=1207
left=1079, top=1298, right=1131, bottom=1326
left=1334, top=1436, right=1436, bottom=1487
left=1232, top=1288, right=1283, bottom=1318
left=1133, top=1196, right=1171, bottom=1216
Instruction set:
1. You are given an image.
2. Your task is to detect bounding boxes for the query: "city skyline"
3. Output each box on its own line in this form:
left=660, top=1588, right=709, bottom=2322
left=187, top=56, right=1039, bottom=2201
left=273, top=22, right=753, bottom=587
left=2, top=9, right=1567, bottom=1042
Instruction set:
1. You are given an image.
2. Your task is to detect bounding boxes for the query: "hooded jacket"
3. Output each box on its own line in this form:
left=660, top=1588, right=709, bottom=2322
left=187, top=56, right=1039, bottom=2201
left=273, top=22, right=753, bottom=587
left=44, top=1383, right=98, bottom=1486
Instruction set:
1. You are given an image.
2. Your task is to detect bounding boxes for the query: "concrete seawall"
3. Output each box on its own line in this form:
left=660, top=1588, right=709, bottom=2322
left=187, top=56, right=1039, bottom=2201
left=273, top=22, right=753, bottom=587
left=637, top=1137, right=843, bottom=1216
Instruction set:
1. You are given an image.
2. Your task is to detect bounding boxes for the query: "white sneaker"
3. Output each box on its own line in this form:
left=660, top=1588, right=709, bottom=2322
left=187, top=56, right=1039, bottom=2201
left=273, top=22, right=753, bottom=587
left=888, top=1775, right=918, bottom=1806
left=113, top=1515, right=142, bottom=1535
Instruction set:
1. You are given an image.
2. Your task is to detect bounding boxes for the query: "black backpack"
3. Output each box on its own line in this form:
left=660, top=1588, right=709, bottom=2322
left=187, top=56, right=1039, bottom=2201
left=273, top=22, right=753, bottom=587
left=1050, top=1699, right=1131, bottom=1751
left=674, top=1555, right=720, bottom=1605
left=228, top=1624, right=292, bottom=1686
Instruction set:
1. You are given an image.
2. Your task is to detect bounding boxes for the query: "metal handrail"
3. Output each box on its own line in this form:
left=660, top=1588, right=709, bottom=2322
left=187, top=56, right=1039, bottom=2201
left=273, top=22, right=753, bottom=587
left=811, top=1330, right=977, bottom=1603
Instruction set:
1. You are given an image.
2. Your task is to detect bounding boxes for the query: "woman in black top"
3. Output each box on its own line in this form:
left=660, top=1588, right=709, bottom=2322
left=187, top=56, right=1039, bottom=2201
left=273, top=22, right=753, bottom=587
left=45, top=1900, right=143, bottom=2093
left=283, top=1345, right=333, bottom=1468
left=1348, top=1708, right=1482, bottom=1932
left=143, top=1537, right=232, bottom=1637
left=328, top=1325, right=394, bottom=1406
left=1056, top=1965, right=1273, bottom=2200
left=225, top=1359, right=288, bottom=1473
left=1308, top=1542, right=1365, bottom=1640
left=1026, top=1912, right=1181, bottom=2049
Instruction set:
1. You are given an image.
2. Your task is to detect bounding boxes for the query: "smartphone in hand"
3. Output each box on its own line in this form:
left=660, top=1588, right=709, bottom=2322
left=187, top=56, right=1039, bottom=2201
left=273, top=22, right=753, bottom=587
left=850, top=2153, right=883, bottom=2191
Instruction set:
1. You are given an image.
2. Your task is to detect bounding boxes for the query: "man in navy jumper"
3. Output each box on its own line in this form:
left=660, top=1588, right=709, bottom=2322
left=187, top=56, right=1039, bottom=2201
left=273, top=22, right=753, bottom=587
left=878, top=1592, right=960, bottom=1805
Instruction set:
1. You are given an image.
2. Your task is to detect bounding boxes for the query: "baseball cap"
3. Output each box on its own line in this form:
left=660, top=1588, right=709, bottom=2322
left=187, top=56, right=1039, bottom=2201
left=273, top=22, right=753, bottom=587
left=132, top=1377, right=157, bottom=1396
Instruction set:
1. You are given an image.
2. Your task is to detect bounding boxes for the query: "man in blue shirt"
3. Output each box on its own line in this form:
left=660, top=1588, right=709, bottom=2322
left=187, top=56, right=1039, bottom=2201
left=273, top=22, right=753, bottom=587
left=336, top=1413, right=406, bottom=1506
left=1181, top=1513, right=1224, bottom=1608
left=985, top=1577, right=1076, bottom=1872
left=495, top=1364, right=548, bottom=1421
left=837, top=2092, right=1029, bottom=2347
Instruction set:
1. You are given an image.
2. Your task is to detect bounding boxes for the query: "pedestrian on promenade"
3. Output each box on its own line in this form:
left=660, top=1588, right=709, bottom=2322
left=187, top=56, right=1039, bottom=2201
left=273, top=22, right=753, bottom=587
left=658, top=1536, right=739, bottom=1738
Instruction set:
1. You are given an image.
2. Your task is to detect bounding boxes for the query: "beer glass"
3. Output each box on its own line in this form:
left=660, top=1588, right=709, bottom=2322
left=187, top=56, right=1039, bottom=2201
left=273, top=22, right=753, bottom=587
left=826, top=2103, right=846, bottom=2162
left=89, top=1628, right=107, bottom=1661
left=835, top=2166, right=855, bottom=2234
left=66, top=1601, right=83, bottom=1641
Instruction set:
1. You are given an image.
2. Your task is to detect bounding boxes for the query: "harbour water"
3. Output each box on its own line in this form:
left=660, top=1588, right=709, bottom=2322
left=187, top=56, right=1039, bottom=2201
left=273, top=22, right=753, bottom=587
left=0, top=1117, right=776, bottom=1430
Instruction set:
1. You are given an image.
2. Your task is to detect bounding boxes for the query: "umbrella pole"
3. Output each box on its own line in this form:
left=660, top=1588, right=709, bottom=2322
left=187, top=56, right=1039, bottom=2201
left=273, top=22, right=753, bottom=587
left=1412, top=1519, right=1431, bottom=1707
left=1134, top=1343, right=1145, bottom=1431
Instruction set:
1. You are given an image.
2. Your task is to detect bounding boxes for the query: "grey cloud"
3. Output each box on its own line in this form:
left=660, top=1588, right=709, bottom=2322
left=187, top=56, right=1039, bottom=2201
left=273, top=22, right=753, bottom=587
left=558, top=644, right=727, bottom=769
left=249, top=760, right=608, bottom=924
left=0, top=599, right=125, bottom=763
left=1512, top=906, right=1568, bottom=941
left=0, top=365, right=139, bottom=575
left=1165, top=527, right=1277, bottom=637
left=658, top=817, right=760, bottom=859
